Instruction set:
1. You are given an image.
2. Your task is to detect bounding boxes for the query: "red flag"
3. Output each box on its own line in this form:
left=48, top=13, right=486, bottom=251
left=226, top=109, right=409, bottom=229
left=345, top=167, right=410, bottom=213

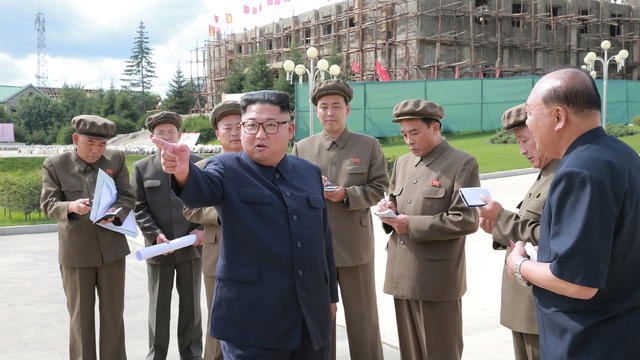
left=226, top=13, right=232, bottom=23
left=403, top=66, right=407, bottom=80
left=267, top=0, right=273, bottom=4
left=430, top=66, right=435, bottom=80
left=495, top=65, right=500, bottom=78
left=259, top=4, right=262, bottom=11
left=351, top=61, right=360, bottom=73
left=209, top=25, right=215, bottom=36
left=243, top=5, right=250, bottom=14
left=214, top=15, right=219, bottom=23
left=253, top=7, right=257, bottom=14
left=275, top=0, right=281, bottom=4
left=375, top=61, right=391, bottom=81
left=478, top=68, right=484, bottom=78
left=284, top=0, right=291, bottom=2
left=455, top=66, right=460, bottom=79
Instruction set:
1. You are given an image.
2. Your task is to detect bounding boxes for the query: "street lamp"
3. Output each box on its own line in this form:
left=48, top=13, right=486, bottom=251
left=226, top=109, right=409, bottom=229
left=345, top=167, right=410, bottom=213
left=283, top=47, right=341, bottom=137
left=583, top=40, right=629, bottom=130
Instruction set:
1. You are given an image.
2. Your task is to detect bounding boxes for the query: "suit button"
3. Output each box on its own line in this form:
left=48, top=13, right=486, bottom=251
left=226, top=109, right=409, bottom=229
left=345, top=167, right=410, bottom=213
left=407, top=199, right=412, bottom=204
left=331, top=162, right=336, bottom=166
left=275, top=173, right=280, bottom=179
left=298, top=269, right=303, bottom=276
left=400, top=240, right=405, bottom=246
left=286, top=192, right=291, bottom=197
left=413, top=180, right=417, bottom=184
left=297, top=241, right=301, bottom=248
left=292, top=215, right=298, bottom=221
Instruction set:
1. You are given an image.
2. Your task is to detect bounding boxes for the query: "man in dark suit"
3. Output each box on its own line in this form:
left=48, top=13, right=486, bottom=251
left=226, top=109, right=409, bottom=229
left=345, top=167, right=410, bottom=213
left=132, top=111, right=204, bottom=360
left=154, top=90, right=338, bottom=360
left=41, top=115, right=134, bottom=360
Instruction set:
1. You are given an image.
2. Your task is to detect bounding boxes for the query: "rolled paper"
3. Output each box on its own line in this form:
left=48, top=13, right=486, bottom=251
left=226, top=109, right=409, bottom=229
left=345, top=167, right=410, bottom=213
left=135, top=234, right=197, bottom=261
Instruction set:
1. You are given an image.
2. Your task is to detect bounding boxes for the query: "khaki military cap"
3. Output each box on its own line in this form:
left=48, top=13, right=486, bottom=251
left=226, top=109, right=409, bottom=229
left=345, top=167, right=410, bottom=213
left=392, top=99, right=444, bottom=123
left=311, top=79, right=353, bottom=105
left=502, top=103, right=527, bottom=134
left=72, top=115, right=116, bottom=139
left=145, top=111, right=182, bottom=132
left=210, top=101, right=241, bottom=129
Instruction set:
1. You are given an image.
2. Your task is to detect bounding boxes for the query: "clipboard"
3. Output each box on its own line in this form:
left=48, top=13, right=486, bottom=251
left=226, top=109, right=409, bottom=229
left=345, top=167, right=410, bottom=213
left=89, top=169, right=139, bottom=237
left=459, top=187, right=492, bottom=207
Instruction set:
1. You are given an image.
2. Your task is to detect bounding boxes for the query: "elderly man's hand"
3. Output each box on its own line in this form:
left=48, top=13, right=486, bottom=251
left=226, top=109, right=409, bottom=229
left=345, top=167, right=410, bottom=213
left=380, top=214, right=409, bottom=234
left=151, top=137, right=191, bottom=185
left=68, top=198, right=92, bottom=215
left=479, top=217, right=494, bottom=234
left=506, top=241, right=528, bottom=280
left=476, top=195, right=503, bottom=222
left=190, top=229, right=205, bottom=247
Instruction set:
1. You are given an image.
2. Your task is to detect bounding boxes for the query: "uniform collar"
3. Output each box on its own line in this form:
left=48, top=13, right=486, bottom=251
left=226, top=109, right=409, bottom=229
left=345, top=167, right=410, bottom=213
left=564, top=126, right=606, bottom=158
left=540, top=158, right=560, bottom=178
left=241, top=151, right=292, bottom=181
left=71, top=149, right=101, bottom=173
left=320, top=127, right=351, bottom=150
left=413, top=137, right=449, bottom=167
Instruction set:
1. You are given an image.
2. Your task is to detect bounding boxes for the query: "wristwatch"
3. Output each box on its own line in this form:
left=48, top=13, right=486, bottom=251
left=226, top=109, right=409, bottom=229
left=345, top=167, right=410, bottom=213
left=514, top=257, right=531, bottom=287
left=343, top=193, right=350, bottom=208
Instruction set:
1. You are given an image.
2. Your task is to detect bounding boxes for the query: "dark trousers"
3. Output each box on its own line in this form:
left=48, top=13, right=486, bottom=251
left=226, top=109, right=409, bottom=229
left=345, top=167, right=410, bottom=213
left=60, top=257, right=127, bottom=360
left=146, top=258, right=203, bottom=360
left=512, top=331, right=540, bottom=360
left=220, top=321, right=329, bottom=360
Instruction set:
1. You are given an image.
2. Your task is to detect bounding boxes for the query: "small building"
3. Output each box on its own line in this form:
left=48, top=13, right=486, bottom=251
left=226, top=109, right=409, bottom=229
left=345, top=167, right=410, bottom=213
left=0, top=84, right=49, bottom=112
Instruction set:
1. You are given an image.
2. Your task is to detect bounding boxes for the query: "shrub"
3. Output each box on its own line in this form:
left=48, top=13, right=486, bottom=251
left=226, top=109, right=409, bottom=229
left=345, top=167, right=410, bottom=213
left=107, top=115, right=138, bottom=134
left=56, top=125, right=75, bottom=144
left=606, top=123, right=636, bottom=138
left=631, top=115, right=640, bottom=126
left=181, top=114, right=214, bottom=144
left=488, top=130, right=516, bottom=144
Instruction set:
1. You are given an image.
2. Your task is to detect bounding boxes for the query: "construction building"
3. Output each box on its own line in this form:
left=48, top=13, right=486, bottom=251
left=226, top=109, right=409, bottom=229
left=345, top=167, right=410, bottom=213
left=191, top=0, right=640, bottom=111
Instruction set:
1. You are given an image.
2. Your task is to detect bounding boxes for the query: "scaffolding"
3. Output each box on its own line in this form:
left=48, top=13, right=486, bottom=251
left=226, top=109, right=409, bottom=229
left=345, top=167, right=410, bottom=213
left=189, top=0, right=640, bottom=112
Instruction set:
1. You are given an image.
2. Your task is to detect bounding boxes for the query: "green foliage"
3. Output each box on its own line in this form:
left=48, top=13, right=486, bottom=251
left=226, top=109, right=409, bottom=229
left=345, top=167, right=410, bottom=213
left=56, top=125, right=75, bottom=144
left=181, top=114, right=214, bottom=144
left=0, top=104, right=11, bottom=123
left=115, top=91, right=139, bottom=123
left=0, top=160, right=44, bottom=221
left=606, top=123, right=637, bottom=138
left=325, top=43, right=353, bottom=81
left=631, top=115, right=640, bottom=126
left=163, top=64, right=196, bottom=114
left=243, top=52, right=274, bottom=93
left=107, top=115, right=138, bottom=134
left=221, top=61, right=246, bottom=94
left=487, top=130, right=516, bottom=144
left=121, top=21, right=157, bottom=112
left=58, top=84, right=100, bottom=120
left=102, top=88, right=117, bottom=117
left=15, top=95, right=65, bottom=144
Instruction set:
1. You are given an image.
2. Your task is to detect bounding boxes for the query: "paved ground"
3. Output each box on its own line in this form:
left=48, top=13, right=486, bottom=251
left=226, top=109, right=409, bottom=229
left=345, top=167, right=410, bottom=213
left=0, top=170, right=538, bottom=359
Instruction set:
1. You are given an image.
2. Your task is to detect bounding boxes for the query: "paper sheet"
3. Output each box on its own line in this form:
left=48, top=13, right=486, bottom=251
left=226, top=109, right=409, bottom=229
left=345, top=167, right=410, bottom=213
left=89, top=169, right=139, bottom=237
left=135, top=234, right=197, bottom=261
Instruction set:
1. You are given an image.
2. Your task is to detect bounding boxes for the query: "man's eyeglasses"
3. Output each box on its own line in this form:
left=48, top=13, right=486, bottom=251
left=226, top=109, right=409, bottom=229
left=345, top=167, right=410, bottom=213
left=242, top=121, right=289, bottom=135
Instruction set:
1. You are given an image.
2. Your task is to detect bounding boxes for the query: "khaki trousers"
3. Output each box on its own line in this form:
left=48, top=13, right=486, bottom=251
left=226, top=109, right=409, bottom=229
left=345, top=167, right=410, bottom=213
left=203, top=274, right=223, bottom=360
left=394, top=298, right=463, bottom=360
left=146, top=258, right=203, bottom=360
left=60, top=257, right=127, bottom=360
left=512, top=331, right=540, bottom=360
left=330, top=261, right=383, bottom=360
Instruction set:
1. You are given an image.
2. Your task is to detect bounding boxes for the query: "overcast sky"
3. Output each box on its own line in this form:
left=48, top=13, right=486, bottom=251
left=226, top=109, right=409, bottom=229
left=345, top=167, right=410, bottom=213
left=0, top=0, right=341, bottom=97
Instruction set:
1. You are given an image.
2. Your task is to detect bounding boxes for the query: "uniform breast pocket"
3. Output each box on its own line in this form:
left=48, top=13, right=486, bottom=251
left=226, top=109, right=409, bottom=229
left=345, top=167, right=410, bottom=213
left=345, top=165, right=367, bottom=184
left=61, top=184, right=85, bottom=201
left=239, top=189, right=273, bottom=205
left=143, top=179, right=162, bottom=195
left=523, top=199, right=545, bottom=218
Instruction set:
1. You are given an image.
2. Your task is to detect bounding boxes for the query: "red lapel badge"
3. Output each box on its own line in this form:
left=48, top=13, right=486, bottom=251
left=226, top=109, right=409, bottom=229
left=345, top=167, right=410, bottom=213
left=352, top=157, right=360, bottom=164
left=106, top=169, right=114, bottom=176
left=431, top=179, right=440, bottom=187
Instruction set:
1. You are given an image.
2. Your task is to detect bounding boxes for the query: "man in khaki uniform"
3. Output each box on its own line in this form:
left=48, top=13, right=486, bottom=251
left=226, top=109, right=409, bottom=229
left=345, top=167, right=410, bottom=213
left=41, top=115, right=134, bottom=360
left=132, top=111, right=203, bottom=360
left=376, top=99, right=479, bottom=360
left=183, top=100, right=243, bottom=360
left=477, top=104, right=558, bottom=360
left=292, top=80, right=387, bottom=360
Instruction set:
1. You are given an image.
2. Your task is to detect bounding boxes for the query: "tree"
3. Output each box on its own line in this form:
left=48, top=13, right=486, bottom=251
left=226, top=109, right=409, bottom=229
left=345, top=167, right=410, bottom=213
left=274, top=43, right=304, bottom=110
left=102, top=88, right=117, bottom=117
left=15, top=95, right=64, bottom=143
left=221, top=61, right=246, bottom=95
left=122, top=21, right=157, bottom=113
left=163, top=64, right=196, bottom=114
left=325, top=44, right=353, bottom=81
left=115, top=91, right=139, bottom=123
left=243, top=52, right=274, bottom=93
left=58, top=84, right=99, bottom=121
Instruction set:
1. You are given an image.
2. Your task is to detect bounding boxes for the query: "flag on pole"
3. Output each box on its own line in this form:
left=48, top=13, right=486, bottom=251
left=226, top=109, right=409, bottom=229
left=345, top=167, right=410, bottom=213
left=259, top=4, right=262, bottom=11
left=455, top=66, right=460, bottom=79
left=478, top=67, right=484, bottom=78
left=403, top=66, right=407, bottom=80
left=495, top=65, right=500, bottom=78
left=243, top=5, right=250, bottom=14
left=351, top=61, right=360, bottom=73
left=267, top=0, right=273, bottom=4
left=430, top=66, right=435, bottom=80
left=375, top=61, right=391, bottom=81
left=226, top=13, right=232, bottom=23
left=275, top=0, right=281, bottom=4
left=253, top=7, right=258, bottom=14
left=209, top=25, right=215, bottom=36
left=214, top=15, right=219, bottom=23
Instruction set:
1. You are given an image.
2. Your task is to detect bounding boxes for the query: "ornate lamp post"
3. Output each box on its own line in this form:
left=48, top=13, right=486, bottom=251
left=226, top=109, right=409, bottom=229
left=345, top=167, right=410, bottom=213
left=581, top=40, right=629, bottom=130
left=283, top=47, right=341, bottom=137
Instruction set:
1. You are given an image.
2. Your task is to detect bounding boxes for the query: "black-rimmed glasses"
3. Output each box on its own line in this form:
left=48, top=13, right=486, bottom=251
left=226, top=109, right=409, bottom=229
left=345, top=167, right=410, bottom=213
left=242, top=121, right=289, bottom=134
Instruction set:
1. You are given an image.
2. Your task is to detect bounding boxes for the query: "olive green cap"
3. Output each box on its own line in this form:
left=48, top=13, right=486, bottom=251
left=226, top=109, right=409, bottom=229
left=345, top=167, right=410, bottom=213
left=310, top=79, right=353, bottom=105
left=145, top=111, right=182, bottom=132
left=502, top=103, right=527, bottom=134
left=210, top=101, right=241, bottom=129
left=392, top=99, right=444, bottom=123
left=72, top=115, right=116, bottom=139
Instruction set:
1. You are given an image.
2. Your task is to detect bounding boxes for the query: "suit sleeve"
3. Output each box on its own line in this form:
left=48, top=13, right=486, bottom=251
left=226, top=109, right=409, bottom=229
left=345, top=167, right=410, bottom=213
left=322, top=181, right=339, bottom=303
left=40, top=158, right=74, bottom=222
left=131, top=161, right=163, bottom=241
left=382, top=157, right=398, bottom=234
left=407, top=156, right=480, bottom=242
left=492, top=208, right=541, bottom=248
left=175, top=158, right=225, bottom=208
left=108, top=152, right=135, bottom=226
left=183, top=206, right=220, bottom=227
left=344, top=139, right=389, bottom=210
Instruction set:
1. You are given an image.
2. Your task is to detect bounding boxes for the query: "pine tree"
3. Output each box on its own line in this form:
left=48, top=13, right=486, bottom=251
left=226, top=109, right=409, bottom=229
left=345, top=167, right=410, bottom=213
left=221, top=61, right=246, bottom=95
left=163, top=64, right=196, bottom=114
left=121, top=21, right=157, bottom=114
left=242, top=52, right=274, bottom=93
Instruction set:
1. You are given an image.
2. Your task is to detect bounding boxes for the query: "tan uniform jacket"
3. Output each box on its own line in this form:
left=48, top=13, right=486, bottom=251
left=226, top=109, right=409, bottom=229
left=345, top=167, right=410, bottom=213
left=292, top=128, right=388, bottom=267
left=183, top=158, right=221, bottom=277
left=132, top=152, right=203, bottom=265
left=41, top=150, right=134, bottom=267
left=383, top=139, right=480, bottom=301
left=492, top=159, right=559, bottom=334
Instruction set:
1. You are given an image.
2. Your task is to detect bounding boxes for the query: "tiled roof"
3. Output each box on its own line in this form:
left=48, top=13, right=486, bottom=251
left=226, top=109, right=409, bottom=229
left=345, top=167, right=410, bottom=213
left=0, top=85, right=23, bottom=102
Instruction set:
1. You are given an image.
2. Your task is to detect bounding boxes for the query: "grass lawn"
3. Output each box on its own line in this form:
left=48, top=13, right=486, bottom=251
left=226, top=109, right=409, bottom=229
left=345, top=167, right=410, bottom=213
left=0, top=210, right=54, bottom=226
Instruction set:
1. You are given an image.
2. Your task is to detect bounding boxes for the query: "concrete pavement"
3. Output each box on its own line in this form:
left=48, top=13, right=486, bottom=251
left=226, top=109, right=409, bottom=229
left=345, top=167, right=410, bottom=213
left=0, top=170, right=539, bottom=359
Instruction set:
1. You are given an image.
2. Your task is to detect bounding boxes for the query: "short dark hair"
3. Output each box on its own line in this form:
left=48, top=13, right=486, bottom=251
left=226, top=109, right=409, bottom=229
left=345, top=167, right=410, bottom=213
left=240, top=90, right=291, bottom=115
left=541, top=67, right=601, bottom=113
left=421, top=118, right=440, bottom=128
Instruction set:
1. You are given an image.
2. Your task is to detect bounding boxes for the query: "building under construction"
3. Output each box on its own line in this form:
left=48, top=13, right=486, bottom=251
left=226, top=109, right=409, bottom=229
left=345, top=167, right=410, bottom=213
left=191, top=0, right=640, bottom=111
